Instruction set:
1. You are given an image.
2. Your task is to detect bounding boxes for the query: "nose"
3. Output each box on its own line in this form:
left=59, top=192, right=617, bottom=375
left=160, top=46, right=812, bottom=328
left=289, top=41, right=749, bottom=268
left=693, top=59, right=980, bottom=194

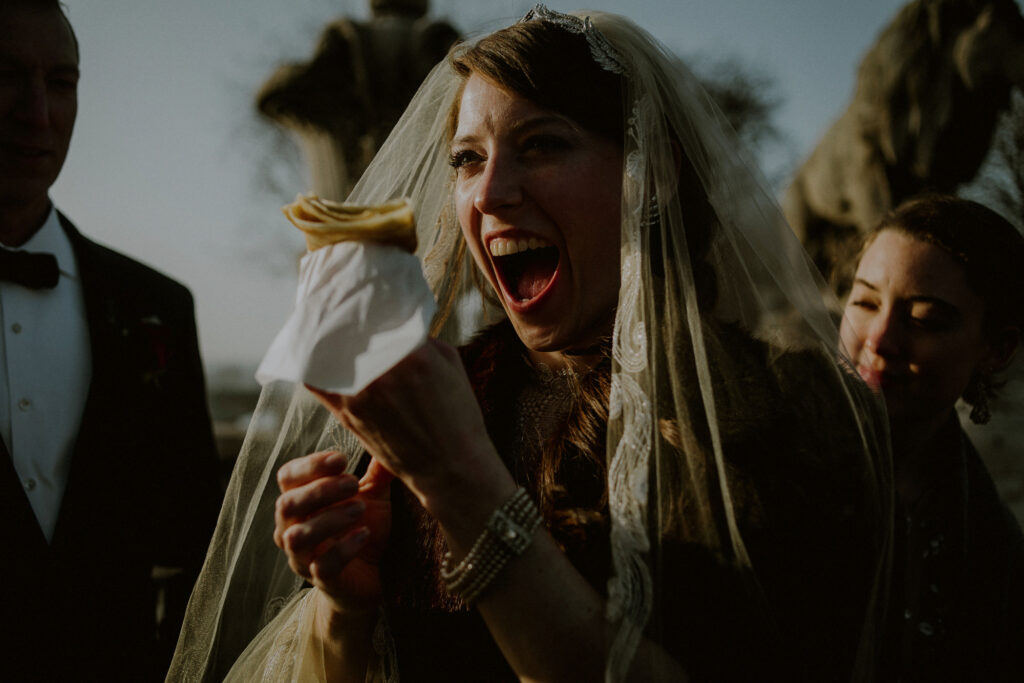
left=473, top=153, right=523, bottom=214
left=15, top=74, right=50, bottom=128
left=864, top=309, right=902, bottom=360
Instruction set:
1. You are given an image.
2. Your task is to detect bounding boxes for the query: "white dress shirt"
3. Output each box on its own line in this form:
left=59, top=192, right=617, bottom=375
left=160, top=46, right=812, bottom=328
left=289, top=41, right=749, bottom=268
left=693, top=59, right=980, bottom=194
left=0, top=205, right=91, bottom=542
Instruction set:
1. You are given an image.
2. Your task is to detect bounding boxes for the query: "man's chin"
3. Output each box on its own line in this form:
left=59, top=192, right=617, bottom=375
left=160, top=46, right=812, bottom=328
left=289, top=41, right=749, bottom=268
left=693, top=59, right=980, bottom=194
left=0, top=178, right=55, bottom=207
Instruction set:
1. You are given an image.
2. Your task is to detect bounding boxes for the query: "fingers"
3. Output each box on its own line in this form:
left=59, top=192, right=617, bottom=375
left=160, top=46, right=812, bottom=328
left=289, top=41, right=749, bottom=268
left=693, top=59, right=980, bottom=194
left=274, top=467, right=359, bottom=549
left=277, top=449, right=349, bottom=492
left=278, top=499, right=367, bottom=579
left=305, top=383, right=345, bottom=414
left=361, top=457, right=396, bottom=497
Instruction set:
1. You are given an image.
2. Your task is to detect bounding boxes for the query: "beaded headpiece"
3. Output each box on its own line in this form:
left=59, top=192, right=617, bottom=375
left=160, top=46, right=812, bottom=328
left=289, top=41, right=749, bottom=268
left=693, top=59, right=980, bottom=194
left=521, top=4, right=628, bottom=75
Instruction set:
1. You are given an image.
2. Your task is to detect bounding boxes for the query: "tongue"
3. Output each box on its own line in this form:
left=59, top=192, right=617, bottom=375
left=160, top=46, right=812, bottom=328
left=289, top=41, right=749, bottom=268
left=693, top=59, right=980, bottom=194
left=516, top=259, right=555, bottom=300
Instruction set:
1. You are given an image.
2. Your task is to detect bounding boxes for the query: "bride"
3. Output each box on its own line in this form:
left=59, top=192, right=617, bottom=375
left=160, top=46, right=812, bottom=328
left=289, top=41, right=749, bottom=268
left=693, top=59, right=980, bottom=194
left=170, top=6, right=891, bottom=681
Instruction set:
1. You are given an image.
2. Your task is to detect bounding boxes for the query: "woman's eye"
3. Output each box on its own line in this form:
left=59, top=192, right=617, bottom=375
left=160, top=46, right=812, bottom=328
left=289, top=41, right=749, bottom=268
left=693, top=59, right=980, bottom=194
left=909, top=313, right=953, bottom=332
left=448, top=149, right=482, bottom=170
left=849, top=299, right=877, bottom=311
left=907, top=304, right=956, bottom=332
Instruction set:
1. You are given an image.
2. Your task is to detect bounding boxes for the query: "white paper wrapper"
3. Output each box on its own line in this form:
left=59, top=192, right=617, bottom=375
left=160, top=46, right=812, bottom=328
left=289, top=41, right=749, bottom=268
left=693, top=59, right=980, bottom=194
left=256, top=242, right=437, bottom=395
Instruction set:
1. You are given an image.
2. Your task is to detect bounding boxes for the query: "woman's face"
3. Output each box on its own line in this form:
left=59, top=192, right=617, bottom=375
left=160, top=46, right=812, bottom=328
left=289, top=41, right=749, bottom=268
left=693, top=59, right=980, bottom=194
left=839, top=229, right=994, bottom=425
left=451, top=73, right=623, bottom=356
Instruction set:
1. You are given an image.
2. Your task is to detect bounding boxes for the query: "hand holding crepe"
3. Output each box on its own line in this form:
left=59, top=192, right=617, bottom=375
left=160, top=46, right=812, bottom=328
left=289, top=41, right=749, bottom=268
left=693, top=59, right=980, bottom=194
left=256, top=194, right=437, bottom=395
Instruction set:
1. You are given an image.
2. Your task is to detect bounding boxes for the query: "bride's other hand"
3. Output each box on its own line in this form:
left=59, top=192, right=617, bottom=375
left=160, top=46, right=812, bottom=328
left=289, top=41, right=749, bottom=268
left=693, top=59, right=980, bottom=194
left=307, top=339, right=513, bottom=516
left=274, top=450, right=393, bottom=615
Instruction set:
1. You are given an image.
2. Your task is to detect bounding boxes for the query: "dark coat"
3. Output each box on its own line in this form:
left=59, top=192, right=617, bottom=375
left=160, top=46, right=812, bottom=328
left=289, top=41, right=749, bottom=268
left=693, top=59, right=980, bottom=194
left=0, top=214, right=222, bottom=682
left=886, top=420, right=1024, bottom=683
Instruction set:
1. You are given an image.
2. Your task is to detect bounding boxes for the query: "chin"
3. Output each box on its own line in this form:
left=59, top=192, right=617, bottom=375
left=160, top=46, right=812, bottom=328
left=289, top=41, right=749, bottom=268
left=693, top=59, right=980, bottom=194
left=508, top=318, right=564, bottom=352
left=510, top=314, right=612, bottom=359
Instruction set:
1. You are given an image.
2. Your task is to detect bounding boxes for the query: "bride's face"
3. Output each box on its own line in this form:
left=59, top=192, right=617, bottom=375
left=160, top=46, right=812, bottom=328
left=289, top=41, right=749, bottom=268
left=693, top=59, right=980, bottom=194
left=451, top=73, right=623, bottom=357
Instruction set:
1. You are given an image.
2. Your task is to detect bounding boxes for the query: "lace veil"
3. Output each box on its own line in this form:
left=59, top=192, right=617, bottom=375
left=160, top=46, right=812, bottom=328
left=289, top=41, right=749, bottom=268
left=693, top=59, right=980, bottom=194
left=169, top=6, right=891, bottom=681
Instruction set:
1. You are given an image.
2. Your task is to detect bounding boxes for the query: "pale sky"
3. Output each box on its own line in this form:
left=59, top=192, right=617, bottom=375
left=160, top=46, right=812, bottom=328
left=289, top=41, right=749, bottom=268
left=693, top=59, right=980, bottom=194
left=53, top=0, right=916, bottom=375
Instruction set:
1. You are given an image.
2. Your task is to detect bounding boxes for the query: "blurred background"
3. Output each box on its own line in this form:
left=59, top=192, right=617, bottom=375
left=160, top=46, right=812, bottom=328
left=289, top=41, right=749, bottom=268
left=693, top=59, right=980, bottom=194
left=52, top=0, right=1023, bottom=515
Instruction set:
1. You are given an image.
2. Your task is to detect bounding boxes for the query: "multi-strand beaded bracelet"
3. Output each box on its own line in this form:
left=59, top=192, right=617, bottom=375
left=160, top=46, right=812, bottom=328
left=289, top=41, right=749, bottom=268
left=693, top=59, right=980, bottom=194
left=440, top=487, right=543, bottom=604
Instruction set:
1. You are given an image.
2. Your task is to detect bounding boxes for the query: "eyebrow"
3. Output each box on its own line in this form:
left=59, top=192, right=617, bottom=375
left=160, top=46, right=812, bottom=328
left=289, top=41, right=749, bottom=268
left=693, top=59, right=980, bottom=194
left=451, top=114, right=575, bottom=146
left=852, top=277, right=879, bottom=293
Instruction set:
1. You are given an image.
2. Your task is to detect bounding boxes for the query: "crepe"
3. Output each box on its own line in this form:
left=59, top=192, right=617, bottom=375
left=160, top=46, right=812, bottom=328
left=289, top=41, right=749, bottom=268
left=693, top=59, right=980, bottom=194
left=257, top=193, right=434, bottom=395
left=282, top=194, right=417, bottom=253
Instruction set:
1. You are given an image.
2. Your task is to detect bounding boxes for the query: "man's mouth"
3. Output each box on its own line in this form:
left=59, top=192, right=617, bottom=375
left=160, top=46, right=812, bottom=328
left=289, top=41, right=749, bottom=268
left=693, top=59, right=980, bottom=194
left=1, top=143, right=52, bottom=160
left=489, top=235, right=559, bottom=303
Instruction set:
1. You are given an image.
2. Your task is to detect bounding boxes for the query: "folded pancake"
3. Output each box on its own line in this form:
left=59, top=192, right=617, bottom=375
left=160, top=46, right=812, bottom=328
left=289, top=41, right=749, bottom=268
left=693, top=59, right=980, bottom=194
left=282, top=194, right=417, bottom=253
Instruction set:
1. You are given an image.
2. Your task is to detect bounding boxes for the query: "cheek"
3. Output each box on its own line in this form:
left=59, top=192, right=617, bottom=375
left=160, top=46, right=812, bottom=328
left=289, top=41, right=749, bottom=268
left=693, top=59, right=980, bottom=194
left=920, top=338, right=982, bottom=380
left=575, top=219, right=621, bottom=311
left=838, top=316, right=864, bottom=357
left=455, top=195, right=496, bottom=287
left=54, top=98, right=77, bottom=132
left=454, top=184, right=478, bottom=253
left=454, top=180, right=473, bottom=229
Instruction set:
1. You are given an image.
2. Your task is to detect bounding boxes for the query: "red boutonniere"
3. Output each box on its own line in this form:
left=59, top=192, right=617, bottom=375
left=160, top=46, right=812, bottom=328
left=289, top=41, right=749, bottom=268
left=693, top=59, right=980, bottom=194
left=138, top=314, right=171, bottom=388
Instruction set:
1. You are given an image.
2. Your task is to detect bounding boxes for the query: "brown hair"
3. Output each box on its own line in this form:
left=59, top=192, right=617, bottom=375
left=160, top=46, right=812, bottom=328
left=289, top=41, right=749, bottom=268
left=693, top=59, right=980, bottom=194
left=448, top=20, right=625, bottom=143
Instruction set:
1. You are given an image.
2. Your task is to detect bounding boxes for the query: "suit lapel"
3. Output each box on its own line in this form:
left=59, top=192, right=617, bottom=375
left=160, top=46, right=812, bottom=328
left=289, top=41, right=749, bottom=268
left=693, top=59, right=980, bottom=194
left=49, top=214, right=130, bottom=551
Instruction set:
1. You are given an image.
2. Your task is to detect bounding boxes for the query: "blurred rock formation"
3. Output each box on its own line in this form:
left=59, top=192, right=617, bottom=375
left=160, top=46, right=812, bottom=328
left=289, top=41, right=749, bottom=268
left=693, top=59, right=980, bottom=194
left=256, top=0, right=459, bottom=200
left=783, top=0, right=1024, bottom=282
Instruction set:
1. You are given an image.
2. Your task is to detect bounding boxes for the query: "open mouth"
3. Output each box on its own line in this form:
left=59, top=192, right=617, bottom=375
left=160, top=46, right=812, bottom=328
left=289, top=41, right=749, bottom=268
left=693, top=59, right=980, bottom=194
left=489, top=236, right=559, bottom=303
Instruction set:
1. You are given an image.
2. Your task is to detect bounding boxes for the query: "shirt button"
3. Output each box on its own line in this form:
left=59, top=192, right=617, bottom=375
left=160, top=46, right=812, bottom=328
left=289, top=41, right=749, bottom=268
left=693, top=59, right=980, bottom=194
left=918, top=621, right=934, bottom=636
left=11, top=323, right=22, bottom=334
left=18, top=398, right=31, bottom=411
left=24, top=478, right=36, bottom=491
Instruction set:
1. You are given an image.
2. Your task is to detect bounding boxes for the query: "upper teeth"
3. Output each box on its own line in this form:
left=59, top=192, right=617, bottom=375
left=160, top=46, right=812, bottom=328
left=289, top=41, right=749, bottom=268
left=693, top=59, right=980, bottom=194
left=488, top=236, right=551, bottom=257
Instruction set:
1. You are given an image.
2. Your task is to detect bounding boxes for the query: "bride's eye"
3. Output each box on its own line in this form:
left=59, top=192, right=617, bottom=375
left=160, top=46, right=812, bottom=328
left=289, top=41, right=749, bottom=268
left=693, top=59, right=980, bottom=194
left=449, top=149, right=482, bottom=170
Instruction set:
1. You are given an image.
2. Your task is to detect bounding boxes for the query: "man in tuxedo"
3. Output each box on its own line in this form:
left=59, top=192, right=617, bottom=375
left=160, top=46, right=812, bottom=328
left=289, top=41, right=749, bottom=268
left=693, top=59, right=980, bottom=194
left=0, top=1, right=222, bottom=679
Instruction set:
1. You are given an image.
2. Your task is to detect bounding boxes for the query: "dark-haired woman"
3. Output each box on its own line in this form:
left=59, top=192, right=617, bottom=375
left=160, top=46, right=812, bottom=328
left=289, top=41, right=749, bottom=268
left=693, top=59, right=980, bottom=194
left=840, top=194, right=1024, bottom=682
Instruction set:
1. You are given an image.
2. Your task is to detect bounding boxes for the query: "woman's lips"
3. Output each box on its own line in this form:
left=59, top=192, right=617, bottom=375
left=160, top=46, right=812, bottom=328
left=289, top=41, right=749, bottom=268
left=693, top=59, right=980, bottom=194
left=857, top=364, right=905, bottom=392
left=857, top=365, right=884, bottom=390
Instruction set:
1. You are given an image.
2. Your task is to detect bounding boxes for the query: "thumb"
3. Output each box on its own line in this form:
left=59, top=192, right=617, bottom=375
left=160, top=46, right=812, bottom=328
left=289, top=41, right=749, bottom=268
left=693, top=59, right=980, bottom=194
left=305, top=383, right=344, bottom=413
left=360, top=457, right=395, bottom=498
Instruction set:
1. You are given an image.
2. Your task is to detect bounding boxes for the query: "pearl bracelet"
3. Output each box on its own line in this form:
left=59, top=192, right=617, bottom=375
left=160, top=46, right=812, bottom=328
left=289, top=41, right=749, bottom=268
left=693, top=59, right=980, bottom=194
left=440, top=487, right=543, bottom=605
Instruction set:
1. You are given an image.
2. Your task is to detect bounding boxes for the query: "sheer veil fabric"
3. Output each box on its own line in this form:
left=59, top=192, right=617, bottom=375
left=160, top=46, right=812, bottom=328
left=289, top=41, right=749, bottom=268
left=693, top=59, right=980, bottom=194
left=169, top=7, right=892, bottom=681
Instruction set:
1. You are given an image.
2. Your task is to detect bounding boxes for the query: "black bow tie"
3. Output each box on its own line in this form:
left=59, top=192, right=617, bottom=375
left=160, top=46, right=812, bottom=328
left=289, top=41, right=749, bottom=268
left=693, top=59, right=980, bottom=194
left=0, top=248, right=60, bottom=289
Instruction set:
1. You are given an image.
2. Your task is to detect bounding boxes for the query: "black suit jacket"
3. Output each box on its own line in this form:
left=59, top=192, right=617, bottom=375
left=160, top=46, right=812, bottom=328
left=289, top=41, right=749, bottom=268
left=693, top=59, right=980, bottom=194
left=0, top=214, right=222, bottom=682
